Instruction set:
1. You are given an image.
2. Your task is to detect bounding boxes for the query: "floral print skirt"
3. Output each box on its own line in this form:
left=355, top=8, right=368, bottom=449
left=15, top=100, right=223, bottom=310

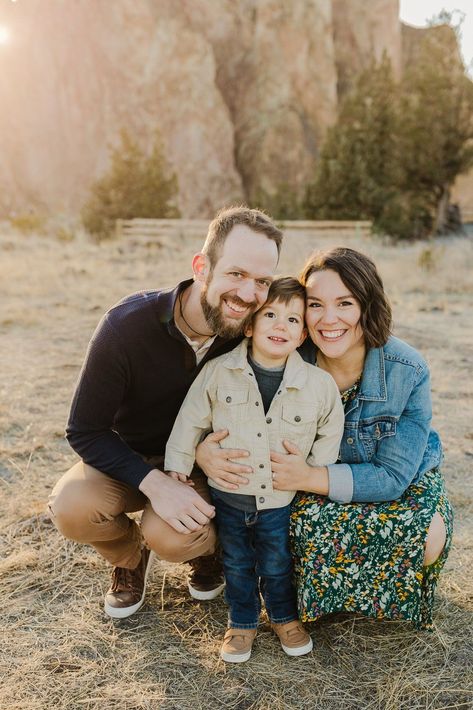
left=290, top=467, right=453, bottom=630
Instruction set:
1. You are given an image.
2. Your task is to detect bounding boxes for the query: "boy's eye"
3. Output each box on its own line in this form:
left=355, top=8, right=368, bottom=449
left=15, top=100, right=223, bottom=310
left=288, top=317, right=300, bottom=323
left=264, top=311, right=276, bottom=318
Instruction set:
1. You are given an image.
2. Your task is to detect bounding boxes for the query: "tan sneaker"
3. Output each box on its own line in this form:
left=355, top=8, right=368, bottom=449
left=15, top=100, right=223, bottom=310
left=187, top=552, right=225, bottom=601
left=220, top=628, right=257, bottom=663
left=271, top=620, right=313, bottom=657
left=104, top=548, right=155, bottom=619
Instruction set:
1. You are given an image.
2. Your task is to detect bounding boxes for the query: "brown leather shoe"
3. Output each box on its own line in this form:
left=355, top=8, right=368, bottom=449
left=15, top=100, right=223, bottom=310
left=271, top=620, right=313, bottom=656
left=220, top=628, right=257, bottom=663
left=104, top=548, right=155, bottom=619
left=187, top=551, right=225, bottom=600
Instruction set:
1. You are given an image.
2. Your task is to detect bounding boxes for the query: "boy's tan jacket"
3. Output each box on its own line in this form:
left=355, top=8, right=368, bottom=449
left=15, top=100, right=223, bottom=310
left=165, top=339, right=344, bottom=510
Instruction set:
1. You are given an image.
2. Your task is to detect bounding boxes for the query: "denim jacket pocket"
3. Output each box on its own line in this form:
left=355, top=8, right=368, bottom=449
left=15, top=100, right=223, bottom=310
left=358, top=417, right=397, bottom=458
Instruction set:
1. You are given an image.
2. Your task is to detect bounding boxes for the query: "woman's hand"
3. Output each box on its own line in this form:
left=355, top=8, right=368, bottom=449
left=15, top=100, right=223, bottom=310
left=270, top=439, right=329, bottom=495
left=195, top=429, right=253, bottom=491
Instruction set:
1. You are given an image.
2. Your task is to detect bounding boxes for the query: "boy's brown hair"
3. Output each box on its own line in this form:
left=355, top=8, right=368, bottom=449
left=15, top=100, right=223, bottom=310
left=264, top=276, right=306, bottom=307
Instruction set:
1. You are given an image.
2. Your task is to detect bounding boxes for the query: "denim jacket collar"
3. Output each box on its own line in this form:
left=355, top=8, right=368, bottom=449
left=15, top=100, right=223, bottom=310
left=222, top=338, right=307, bottom=390
left=358, top=346, right=387, bottom=402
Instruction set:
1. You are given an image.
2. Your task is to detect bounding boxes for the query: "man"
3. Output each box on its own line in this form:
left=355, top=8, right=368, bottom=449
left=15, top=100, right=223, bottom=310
left=48, top=206, right=282, bottom=619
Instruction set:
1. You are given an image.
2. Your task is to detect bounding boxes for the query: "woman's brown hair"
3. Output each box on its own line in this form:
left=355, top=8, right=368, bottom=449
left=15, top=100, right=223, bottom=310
left=300, top=247, right=392, bottom=349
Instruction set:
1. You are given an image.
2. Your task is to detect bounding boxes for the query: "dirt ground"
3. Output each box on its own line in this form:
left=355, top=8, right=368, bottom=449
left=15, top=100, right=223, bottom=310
left=1, top=226, right=472, bottom=710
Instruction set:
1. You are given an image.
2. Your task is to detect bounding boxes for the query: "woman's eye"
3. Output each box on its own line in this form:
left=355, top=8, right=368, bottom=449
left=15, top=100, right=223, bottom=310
left=308, top=302, right=322, bottom=308
left=340, top=301, right=354, bottom=307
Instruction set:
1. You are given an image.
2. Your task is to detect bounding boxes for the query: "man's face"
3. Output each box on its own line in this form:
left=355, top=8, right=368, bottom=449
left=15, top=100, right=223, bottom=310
left=200, top=225, right=279, bottom=339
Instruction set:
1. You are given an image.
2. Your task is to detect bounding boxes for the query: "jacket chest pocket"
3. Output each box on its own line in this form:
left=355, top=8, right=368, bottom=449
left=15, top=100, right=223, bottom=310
left=281, top=404, right=315, bottom=442
left=358, top=418, right=397, bottom=458
left=213, top=386, right=249, bottom=426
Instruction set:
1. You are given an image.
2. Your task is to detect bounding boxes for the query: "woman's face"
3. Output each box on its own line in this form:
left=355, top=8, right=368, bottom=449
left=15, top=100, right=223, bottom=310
left=305, top=269, right=364, bottom=361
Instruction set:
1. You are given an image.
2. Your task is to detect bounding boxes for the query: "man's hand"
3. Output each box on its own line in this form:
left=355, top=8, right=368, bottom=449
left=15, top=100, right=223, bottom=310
left=139, top=468, right=215, bottom=534
left=195, top=429, right=252, bottom=491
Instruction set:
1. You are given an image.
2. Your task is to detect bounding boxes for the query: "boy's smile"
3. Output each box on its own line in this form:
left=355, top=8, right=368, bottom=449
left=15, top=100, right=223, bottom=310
left=245, top=296, right=306, bottom=369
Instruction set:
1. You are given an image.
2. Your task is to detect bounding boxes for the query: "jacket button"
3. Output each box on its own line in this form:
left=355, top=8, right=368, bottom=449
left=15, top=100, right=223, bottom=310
left=257, top=432, right=262, bottom=437
left=255, top=401, right=260, bottom=406
left=347, top=437, right=354, bottom=444
left=259, top=497, right=265, bottom=503
left=259, top=464, right=264, bottom=469
left=266, top=417, right=272, bottom=424
left=226, top=396, right=232, bottom=403
left=294, top=415, right=301, bottom=422
left=261, top=484, right=266, bottom=489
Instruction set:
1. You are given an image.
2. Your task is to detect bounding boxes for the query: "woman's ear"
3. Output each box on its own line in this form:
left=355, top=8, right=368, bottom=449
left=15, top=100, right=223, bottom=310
left=192, top=253, right=208, bottom=282
left=244, top=323, right=253, bottom=338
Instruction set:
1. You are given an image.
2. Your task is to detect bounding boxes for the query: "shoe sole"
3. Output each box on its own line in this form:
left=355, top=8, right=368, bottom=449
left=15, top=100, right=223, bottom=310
left=220, top=649, right=252, bottom=663
left=104, top=550, right=156, bottom=619
left=280, top=638, right=313, bottom=657
left=188, top=581, right=225, bottom=601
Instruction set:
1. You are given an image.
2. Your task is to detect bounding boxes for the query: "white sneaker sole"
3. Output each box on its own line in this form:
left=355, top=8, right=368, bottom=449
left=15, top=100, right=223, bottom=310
left=104, top=550, right=156, bottom=619
left=220, top=648, right=252, bottom=663
left=280, top=637, right=313, bottom=657
left=188, top=580, right=225, bottom=601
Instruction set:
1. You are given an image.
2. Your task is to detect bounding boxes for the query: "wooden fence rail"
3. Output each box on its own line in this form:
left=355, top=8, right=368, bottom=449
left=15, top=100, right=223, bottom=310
left=115, top=218, right=373, bottom=241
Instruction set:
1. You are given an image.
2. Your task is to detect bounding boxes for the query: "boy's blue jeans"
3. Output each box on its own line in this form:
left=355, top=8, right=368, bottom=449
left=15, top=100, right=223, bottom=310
left=211, top=491, right=298, bottom=629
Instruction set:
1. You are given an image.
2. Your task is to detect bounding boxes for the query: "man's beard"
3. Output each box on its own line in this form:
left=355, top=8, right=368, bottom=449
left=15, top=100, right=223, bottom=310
left=200, top=286, right=256, bottom=339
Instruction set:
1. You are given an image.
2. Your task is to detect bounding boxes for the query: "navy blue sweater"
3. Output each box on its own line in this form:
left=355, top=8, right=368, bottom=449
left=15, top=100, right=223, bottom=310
left=66, top=279, right=240, bottom=489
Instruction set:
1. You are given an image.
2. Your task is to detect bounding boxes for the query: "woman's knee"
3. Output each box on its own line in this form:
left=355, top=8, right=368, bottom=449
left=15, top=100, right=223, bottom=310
left=424, top=511, right=447, bottom=566
left=142, top=508, right=217, bottom=563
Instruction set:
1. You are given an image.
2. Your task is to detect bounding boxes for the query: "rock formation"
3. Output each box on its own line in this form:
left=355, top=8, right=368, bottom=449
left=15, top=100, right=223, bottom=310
left=0, top=0, right=469, bottom=219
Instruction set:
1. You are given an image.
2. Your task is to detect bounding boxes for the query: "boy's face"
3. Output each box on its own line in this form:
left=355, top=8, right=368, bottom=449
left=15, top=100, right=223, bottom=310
left=245, top=296, right=306, bottom=368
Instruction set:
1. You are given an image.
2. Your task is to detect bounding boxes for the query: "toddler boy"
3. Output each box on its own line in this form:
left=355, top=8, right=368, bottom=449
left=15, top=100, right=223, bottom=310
left=165, top=277, right=344, bottom=662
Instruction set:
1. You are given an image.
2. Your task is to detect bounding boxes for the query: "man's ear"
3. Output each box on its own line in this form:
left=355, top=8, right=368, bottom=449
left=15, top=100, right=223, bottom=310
left=192, top=253, right=209, bottom=283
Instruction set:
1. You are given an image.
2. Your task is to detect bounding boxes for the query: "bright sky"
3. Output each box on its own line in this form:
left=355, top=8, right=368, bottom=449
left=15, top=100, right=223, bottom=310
left=400, top=1, right=473, bottom=72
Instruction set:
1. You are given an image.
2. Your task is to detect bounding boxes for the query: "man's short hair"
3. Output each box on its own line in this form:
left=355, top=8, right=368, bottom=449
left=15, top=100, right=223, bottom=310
left=264, top=276, right=306, bottom=307
left=202, top=205, right=283, bottom=270
left=300, top=247, right=392, bottom=348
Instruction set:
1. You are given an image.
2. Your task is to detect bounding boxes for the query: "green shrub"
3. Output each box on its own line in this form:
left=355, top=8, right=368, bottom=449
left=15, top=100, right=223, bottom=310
left=82, top=129, right=180, bottom=239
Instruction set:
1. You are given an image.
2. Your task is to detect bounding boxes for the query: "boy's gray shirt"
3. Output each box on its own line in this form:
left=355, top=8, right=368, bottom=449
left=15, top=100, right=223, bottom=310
left=165, top=338, right=344, bottom=510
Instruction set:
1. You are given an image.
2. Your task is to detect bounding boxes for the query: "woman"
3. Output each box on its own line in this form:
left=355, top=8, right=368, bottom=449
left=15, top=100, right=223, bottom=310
left=270, top=247, right=453, bottom=629
left=197, top=247, right=452, bottom=630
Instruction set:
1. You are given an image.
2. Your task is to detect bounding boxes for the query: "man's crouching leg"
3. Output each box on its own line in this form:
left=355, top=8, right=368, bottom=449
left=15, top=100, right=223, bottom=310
left=141, top=466, right=225, bottom=601
left=48, top=461, right=153, bottom=619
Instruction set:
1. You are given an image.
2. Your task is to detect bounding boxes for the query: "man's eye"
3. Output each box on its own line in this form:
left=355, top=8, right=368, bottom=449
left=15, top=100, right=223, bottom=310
left=230, top=272, right=243, bottom=278
left=257, top=279, right=271, bottom=288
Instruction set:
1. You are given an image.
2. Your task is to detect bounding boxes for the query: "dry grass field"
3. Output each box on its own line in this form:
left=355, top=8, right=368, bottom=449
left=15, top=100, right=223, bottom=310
left=1, top=225, right=472, bottom=710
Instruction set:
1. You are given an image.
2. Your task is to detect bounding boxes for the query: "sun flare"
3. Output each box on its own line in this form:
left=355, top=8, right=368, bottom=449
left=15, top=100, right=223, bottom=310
left=0, top=26, right=10, bottom=45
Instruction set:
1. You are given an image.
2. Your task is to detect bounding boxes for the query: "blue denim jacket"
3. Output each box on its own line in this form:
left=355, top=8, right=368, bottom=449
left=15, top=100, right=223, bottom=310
left=300, top=336, right=443, bottom=503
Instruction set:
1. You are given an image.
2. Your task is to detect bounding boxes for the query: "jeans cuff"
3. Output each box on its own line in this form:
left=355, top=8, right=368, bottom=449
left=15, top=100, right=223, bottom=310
left=228, top=621, right=259, bottom=630
left=269, top=614, right=298, bottom=624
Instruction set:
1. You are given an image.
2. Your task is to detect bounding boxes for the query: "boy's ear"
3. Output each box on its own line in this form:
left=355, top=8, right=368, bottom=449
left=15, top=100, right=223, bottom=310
left=192, top=253, right=209, bottom=283
left=298, top=327, right=308, bottom=347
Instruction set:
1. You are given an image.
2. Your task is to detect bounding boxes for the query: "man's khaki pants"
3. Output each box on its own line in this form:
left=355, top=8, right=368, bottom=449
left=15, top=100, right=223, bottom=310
left=48, top=457, right=217, bottom=569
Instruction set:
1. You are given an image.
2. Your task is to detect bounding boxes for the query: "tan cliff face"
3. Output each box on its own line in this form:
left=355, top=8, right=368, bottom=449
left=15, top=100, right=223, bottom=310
left=2, top=0, right=467, bottom=220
